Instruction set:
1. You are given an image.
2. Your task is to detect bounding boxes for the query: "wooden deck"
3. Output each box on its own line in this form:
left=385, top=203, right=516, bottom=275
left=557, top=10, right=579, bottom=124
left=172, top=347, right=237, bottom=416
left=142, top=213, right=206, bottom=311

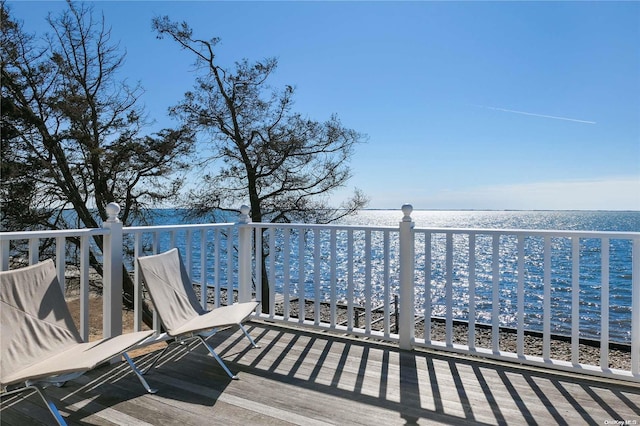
left=2, top=321, right=639, bottom=425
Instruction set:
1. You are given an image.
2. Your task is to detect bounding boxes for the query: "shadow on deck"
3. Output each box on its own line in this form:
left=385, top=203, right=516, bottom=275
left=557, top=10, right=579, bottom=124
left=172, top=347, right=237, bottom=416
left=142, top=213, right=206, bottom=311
left=2, top=321, right=639, bottom=425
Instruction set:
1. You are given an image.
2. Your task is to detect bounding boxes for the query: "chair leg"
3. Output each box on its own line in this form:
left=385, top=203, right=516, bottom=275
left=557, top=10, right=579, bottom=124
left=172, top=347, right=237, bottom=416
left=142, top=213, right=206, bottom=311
left=141, top=337, right=202, bottom=374
left=196, top=335, right=239, bottom=380
left=140, top=343, right=173, bottom=374
left=32, top=383, right=68, bottom=426
left=122, top=353, right=158, bottom=394
left=2, top=384, right=68, bottom=426
left=239, top=324, right=260, bottom=348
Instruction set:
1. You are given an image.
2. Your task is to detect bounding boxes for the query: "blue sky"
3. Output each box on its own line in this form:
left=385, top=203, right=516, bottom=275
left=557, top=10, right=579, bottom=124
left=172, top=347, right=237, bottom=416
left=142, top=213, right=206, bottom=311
left=8, top=1, right=640, bottom=210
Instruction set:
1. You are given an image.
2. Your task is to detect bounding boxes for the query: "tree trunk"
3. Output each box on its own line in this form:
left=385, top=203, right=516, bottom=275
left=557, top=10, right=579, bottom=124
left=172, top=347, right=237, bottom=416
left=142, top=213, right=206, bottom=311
left=122, top=266, right=155, bottom=329
left=261, top=254, right=270, bottom=314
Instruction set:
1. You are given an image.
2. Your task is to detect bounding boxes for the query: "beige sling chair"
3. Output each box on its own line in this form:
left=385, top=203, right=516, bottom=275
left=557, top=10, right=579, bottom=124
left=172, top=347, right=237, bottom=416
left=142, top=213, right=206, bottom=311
left=0, top=259, right=156, bottom=426
left=136, top=248, right=259, bottom=380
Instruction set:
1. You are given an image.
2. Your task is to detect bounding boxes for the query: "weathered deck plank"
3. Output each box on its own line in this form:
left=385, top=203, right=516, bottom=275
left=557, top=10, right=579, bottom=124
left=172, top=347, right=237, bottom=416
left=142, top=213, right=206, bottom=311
left=2, top=321, right=639, bottom=425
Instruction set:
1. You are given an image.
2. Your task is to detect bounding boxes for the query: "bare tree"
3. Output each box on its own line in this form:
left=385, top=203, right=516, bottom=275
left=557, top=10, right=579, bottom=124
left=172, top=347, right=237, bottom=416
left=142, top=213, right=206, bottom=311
left=1, top=2, right=195, bottom=326
left=152, top=17, right=367, bottom=223
left=152, top=16, right=368, bottom=312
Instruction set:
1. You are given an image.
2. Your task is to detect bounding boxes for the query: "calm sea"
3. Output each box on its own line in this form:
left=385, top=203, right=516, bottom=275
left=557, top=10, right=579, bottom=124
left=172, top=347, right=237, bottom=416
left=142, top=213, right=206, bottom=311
left=150, top=209, right=639, bottom=343
left=341, top=209, right=639, bottom=231
left=153, top=208, right=639, bottom=231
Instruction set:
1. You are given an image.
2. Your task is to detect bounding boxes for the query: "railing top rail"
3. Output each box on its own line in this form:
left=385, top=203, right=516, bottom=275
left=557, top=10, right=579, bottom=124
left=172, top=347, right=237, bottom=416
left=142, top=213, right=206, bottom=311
left=123, top=222, right=235, bottom=233
left=0, top=228, right=107, bottom=240
left=3, top=222, right=638, bottom=240
left=413, top=226, right=640, bottom=239
left=247, top=222, right=399, bottom=233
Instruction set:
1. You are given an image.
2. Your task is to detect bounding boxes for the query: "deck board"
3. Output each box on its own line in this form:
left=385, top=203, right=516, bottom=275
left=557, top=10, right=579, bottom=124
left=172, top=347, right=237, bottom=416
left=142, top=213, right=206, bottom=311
left=2, top=321, right=639, bottom=425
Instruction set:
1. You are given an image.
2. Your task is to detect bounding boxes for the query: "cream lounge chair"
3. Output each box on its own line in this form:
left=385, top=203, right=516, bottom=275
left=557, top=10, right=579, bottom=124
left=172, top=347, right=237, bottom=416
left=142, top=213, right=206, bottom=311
left=136, top=248, right=259, bottom=380
left=0, top=259, right=156, bottom=426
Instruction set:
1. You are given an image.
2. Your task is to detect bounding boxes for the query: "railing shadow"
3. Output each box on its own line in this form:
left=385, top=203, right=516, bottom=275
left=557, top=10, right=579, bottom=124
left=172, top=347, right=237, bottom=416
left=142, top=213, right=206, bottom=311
left=0, top=343, right=238, bottom=425
left=5, top=322, right=637, bottom=425
left=220, top=322, right=640, bottom=425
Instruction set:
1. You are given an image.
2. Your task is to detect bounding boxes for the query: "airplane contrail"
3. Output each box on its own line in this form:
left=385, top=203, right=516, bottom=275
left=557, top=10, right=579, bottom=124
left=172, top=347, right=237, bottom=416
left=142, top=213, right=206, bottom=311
left=475, top=105, right=597, bottom=124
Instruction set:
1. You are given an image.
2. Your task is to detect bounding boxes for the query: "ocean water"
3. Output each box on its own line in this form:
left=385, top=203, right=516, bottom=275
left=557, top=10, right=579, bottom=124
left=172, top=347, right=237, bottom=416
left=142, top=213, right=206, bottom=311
left=149, top=209, right=638, bottom=343
left=153, top=208, right=639, bottom=231
left=342, top=209, right=639, bottom=231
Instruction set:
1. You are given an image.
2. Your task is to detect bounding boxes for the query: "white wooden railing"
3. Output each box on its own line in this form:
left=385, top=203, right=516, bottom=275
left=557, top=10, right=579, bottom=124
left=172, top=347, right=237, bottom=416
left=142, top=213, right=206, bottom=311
left=410, top=225, right=640, bottom=381
left=1, top=203, right=638, bottom=383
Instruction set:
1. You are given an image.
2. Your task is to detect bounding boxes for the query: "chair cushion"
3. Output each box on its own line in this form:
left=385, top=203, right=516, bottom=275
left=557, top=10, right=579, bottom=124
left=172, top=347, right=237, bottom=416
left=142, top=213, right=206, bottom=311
left=137, top=249, right=206, bottom=333
left=170, top=302, right=259, bottom=336
left=1, top=260, right=81, bottom=385
left=1, top=329, right=153, bottom=386
left=1, top=260, right=154, bottom=386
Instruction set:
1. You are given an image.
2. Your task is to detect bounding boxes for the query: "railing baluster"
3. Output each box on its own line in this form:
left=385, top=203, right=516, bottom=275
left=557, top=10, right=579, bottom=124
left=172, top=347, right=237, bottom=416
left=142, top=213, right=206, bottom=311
left=255, top=227, right=263, bottom=311
left=543, top=236, right=551, bottom=360
left=571, top=236, right=580, bottom=365
left=445, top=232, right=453, bottom=347
left=600, top=238, right=610, bottom=368
left=29, top=238, right=38, bottom=265
left=152, top=231, right=159, bottom=254
left=201, top=229, right=208, bottom=309
left=269, top=228, right=277, bottom=319
left=213, top=228, right=220, bottom=308
left=365, top=230, right=372, bottom=333
left=298, top=228, right=305, bottom=324
left=55, top=237, right=65, bottom=293
left=424, top=232, right=432, bottom=343
left=516, top=234, right=525, bottom=357
left=170, top=230, right=177, bottom=250
left=186, top=229, right=193, bottom=279
left=226, top=226, right=233, bottom=305
left=468, top=233, right=476, bottom=350
left=492, top=234, right=500, bottom=353
left=347, top=229, right=354, bottom=332
left=383, top=230, right=390, bottom=338
left=330, top=229, right=337, bottom=328
left=313, top=228, right=321, bottom=326
left=283, top=228, right=291, bottom=320
left=80, top=234, right=90, bottom=341
left=0, top=239, right=9, bottom=270
left=133, top=233, right=143, bottom=333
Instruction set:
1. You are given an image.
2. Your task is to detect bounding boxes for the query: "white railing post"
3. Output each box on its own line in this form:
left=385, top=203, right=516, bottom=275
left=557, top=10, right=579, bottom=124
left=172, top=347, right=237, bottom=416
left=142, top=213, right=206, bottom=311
left=102, top=202, right=123, bottom=338
left=399, top=203, right=415, bottom=350
left=237, top=205, right=252, bottom=303
left=632, top=237, right=640, bottom=376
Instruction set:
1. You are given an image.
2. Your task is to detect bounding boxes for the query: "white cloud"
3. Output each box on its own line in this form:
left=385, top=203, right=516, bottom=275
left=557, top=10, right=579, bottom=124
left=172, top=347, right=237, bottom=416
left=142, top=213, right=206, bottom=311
left=425, top=176, right=640, bottom=210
